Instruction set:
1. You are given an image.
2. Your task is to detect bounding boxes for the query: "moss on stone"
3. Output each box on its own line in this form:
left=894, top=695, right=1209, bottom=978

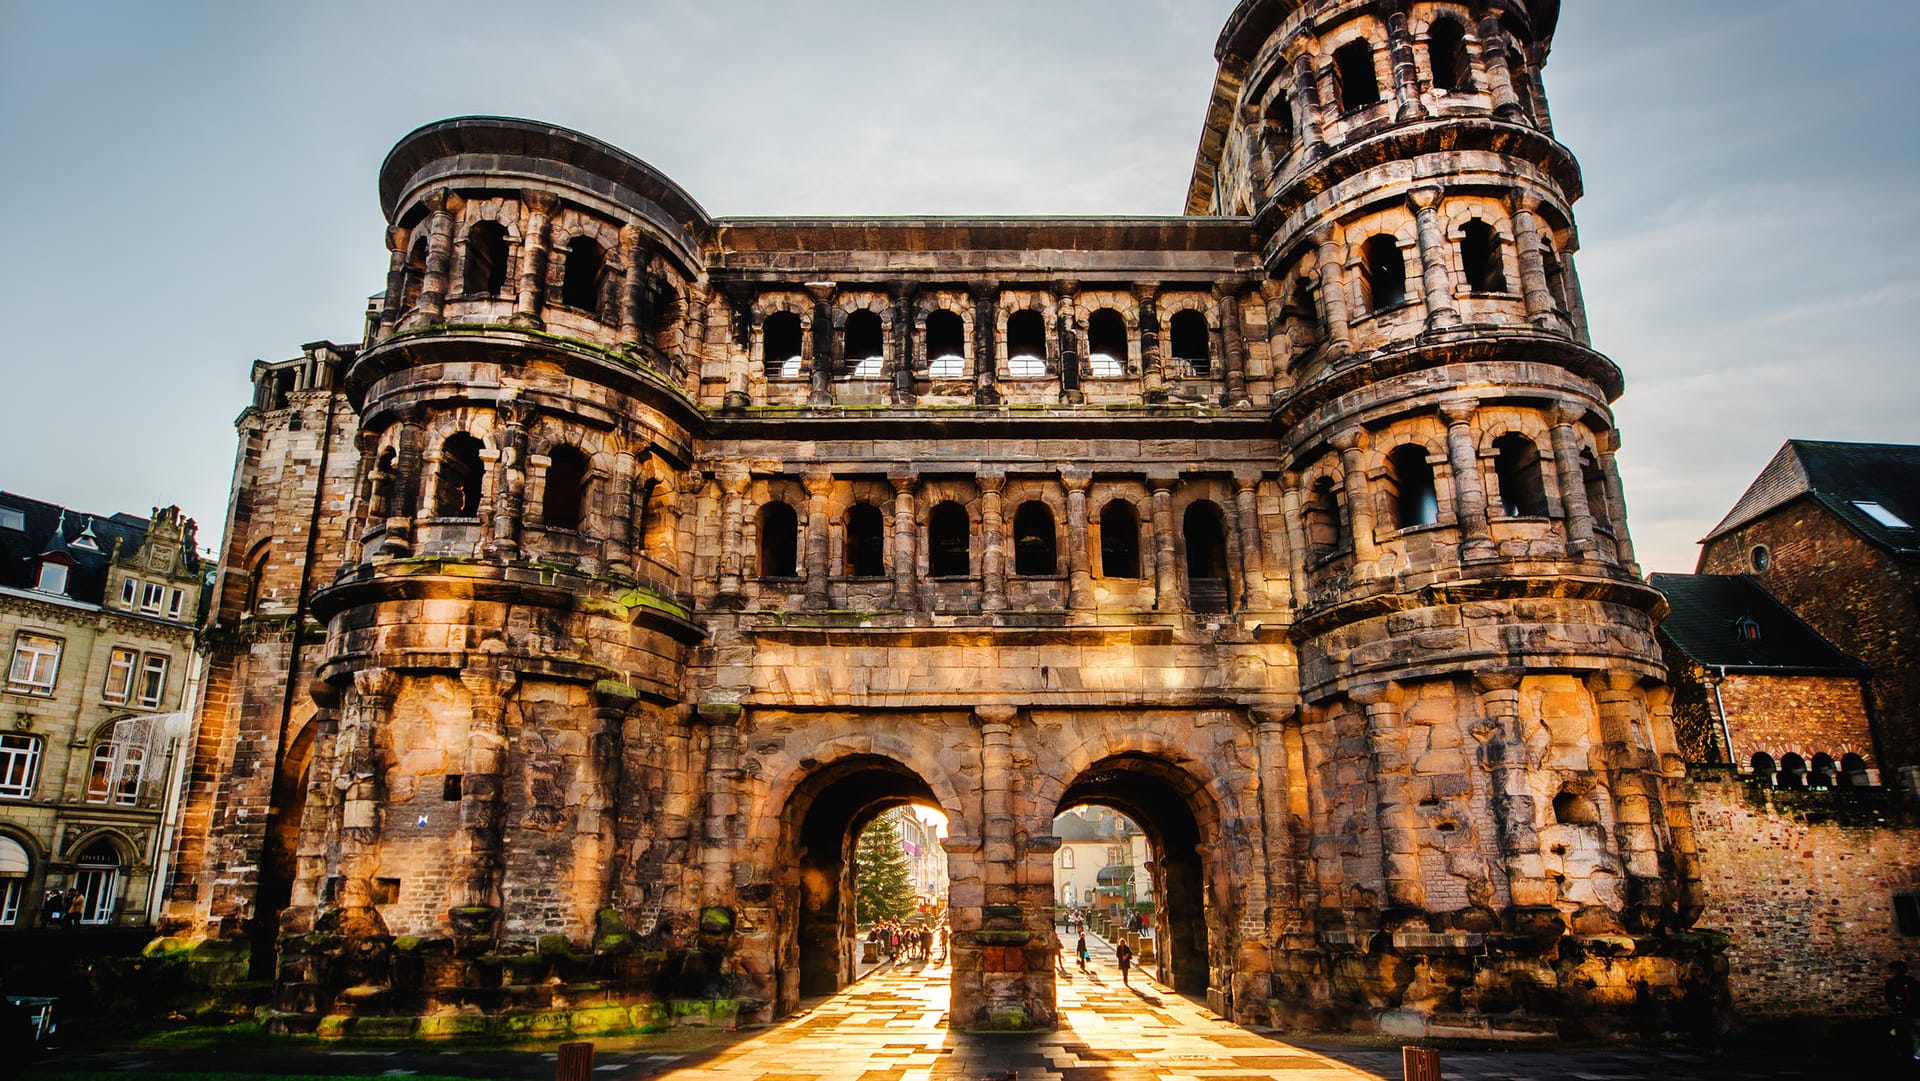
left=416, top=1012, right=488, bottom=1039
left=570, top=1004, right=634, bottom=1035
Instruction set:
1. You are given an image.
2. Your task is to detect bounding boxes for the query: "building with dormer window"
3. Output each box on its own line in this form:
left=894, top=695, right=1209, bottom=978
left=0, top=492, right=205, bottom=929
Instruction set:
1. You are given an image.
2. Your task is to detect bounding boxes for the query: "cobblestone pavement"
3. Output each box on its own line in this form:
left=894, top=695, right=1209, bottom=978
left=26, top=936, right=1902, bottom=1079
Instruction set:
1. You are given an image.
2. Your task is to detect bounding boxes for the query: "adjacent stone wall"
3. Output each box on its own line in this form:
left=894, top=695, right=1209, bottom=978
left=1688, top=769, right=1920, bottom=1016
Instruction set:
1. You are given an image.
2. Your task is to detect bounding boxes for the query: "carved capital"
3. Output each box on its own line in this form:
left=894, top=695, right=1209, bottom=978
left=1347, top=680, right=1402, bottom=709
left=972, top=704, right=1018, bottom=727
left=422, top=188, right=465, bottom=216
left=520, top=190, right=560, bottom=217
left=1146, top=470, right=1180, bottom=494
left=352, top=666, right=399, bottom=703
left=1548, top=401, right=1587, bottom=428
left=1060, top=467, right=1093, bottom=493
left=1437, top=396, right=1479, bottom=427
left=976, top=467, right=1007, bottom=494
left=803, top=469, right=835, bottom=496
left=1232, top=467, right=1264, bottom=493
left=888, top=466, right=919, bottom=493
left=1472, top=668, right=1525, bottom=695
left=694, top=701, right=743, bottom=726
left=1407, top=186, right=1444, bottom=212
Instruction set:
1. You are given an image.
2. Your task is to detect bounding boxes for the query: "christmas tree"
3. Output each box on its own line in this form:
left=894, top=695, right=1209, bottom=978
left=854, top=810, right=917, bottom=925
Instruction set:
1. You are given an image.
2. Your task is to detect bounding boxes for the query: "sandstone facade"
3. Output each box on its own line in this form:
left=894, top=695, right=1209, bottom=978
left=164, top=0, right=1718, bottom=1038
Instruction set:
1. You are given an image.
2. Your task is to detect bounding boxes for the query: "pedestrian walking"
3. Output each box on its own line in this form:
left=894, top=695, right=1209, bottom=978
left=1075, top=932, right=1089, bottom=971
left=65, top=889, right=84, bottom=928
left=1115, top=939, right=1133, bottom=987
left=1887, top=960, right=1920, bottom=1064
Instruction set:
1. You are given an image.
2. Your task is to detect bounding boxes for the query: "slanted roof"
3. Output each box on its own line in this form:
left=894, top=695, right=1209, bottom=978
left=1052, top=812, right=1105, bottom=843
left=1651, top=572, right=1867, bottom=675
left=0, top=491, right=151, bottom=606
left=1703, top=440, right=1920, bottom=555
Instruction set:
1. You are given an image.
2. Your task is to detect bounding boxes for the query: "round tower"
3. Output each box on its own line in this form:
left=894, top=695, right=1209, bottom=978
left=1191, top=0, right=1708, bottom=1029
left=275, top=119, right=713, bottom=1022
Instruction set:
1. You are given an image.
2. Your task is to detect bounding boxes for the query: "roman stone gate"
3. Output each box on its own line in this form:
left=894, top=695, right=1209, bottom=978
left=162, top=0, right=1722, bottom=1040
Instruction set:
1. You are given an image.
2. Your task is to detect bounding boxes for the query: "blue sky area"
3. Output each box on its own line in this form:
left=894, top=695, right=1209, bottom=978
left=1, top=0, right=1913, bottom=573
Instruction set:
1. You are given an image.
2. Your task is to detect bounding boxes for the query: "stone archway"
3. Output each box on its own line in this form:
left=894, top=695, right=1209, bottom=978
left=774, top=754, right=946, bottom=1015
left=1056, top=753, right=1230, bottom=1003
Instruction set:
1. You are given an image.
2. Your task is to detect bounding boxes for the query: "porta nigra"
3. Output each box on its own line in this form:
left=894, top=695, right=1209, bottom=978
left=160, top=0, right=1719, bottom=1040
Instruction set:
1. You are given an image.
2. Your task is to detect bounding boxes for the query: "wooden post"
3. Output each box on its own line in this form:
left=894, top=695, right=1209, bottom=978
left=1402, top=1045, right=1441, bottom=1081
left=557, top=1041, right=595, bottom=1081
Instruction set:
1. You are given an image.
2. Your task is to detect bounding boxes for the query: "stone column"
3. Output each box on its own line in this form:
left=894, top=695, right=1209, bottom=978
left=1524, top=43, right=1554, bottom=135
left=695, top=702, right=743, bottom=909
left=336, top=667, right=396, bottom=934
left=1560, top=250, right=1592, bottom=344
left=1350, top=682, right=1426, bottom=918
left=1383, top=1, right=1426, bottom=122
left=975, top=703, right=1017, bottom=896
left=715, top=467, right=750, bottom=604
left=617, top=224, right=645, bottom=347
left=1216, top=286, right=1251, bottom=406
left=1055, top=283, right=1081, bottom=399
left=1587, top=673, right=1668, bottom=932
left=889, top=468, right=919, bottom=610
left=410, top=190, right=462, bottom=328
left=1292, top=56, right=1329, bottom=156
left=511, top=191, right=557, bottom=328
left=978, top=468, right=1008, bottom=613
left=1508, top=196, right=1567, bottom=332
left=1148, top=472, right=1185, bottom=613
left=1548, top=405, right=1596, bottom=559
left=1408, top=188, right=1462, bottom=330
left=1311, top=227, right=1354, bottom=354
left=808, top=287, right=836, bottom=407
left=1252, top=708, right=1302, bottom=930
left=486, top=400, right=529, bottom=559
left=1137, top=286, right=1166, bottom=402
left=377, top=228, right=409, bottom=338
left=1278, top=471, right=1309, bottom=609
left=890, top=282, right=917, bottom=406
left=972, top=284, right=1000, bottom=405
left=1314, top=57, right=1342, bottom=127
left=1062, top=468, right=1095, bottom=615
left=1477, top=15, right=1524, bottom=120
left=579, top=681, right=633, bottom=918
left=1598, top=433, right=1639, bottom=572
left=605, top=447, right=638, bottom=576
left=1471, top=671, right=1556, bottom=920
left=380, top=415, right=426, bottom=556
left=1332, top=427, right=1379, bottom=568
left=803, top=469, right=833, bottom=610
left=1232, top=469, right=1270, bottom=608
left=453, top=659, right=516, bottom=920
left=1439, top=397, right=1496, bottom=560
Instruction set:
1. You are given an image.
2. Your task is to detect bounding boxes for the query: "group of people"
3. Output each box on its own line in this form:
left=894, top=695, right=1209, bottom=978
left=1062, top=915, right=1137, bottom=987
left=36, top=887, right=89, bottom=929
left=867, top=920, right=943, bottom=963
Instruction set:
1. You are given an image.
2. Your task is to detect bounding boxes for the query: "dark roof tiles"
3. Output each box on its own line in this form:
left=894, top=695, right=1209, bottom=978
left=1651, top=572, right=1866, bottom=674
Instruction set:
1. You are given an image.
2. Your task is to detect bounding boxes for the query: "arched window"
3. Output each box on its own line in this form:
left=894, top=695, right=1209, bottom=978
left=1840, top=753, right=1868, bottom=786
left=844, top=503, right=886, bottom=577
left=759, top=501, right=799, bottom=578
left=1810, top=752, right=1837, bottom=789
left=1461, top=220, right=1508, bottom=293
left=1750, top=751, right=1776, bottom=783
left=400, top=236, right=428, bottom=312
left=928, top=501, right=971, bottom=578
left=926, top=310, right=965, bottom=378
left=1086, top=308, right=1128, bottom=378
left=1013, top=502, right=1058, bottom=577
left=434, top=433, right=485, bottom=517
left=1505, top=34, right=1536, bottom=122
left=845, top=311, right=885, bottom=378
left=560, top=237, right=606, bottom=314
left=1428, top=18, right=1473, bottom=93
left=1006, top=310, right=1047, bottom=377
left=1289, top=277, right=1321, bottom=344
left=1581, top=450, right=1611, bottom=531
left=765, top=312, right=805, bottom=378
left=1334, top=40, right=1381, bottom=112
left=1169, top=310, right=1211, bottom=377
left=1361, top=235, right=1408, bottom=312
left=542, top=446, right=590, bottom=531
left=1305, top=477, right=1345, bottom=560
left=463, top=221, right=510, bottom=297
left=1262, top=91, right=1295, bottom=154
left=1492, top=433, right=1549, bottom=517
left=85, top=717, right=149, bottom=806
left=1184, top=503, right=1230, bottom=612
left=72, top=841, right=120, bottom=924
left=1386, top=445, right=1439, bottom=529
left=1099, top=502, right=1141, bottom=579
left=0, top=835, right=28, bottom=926
left=1779, top=752, right=1808, bottom=790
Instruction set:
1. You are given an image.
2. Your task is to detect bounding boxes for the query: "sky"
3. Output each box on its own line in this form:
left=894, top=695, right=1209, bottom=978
left=1, top=0, right=1914, bottom=574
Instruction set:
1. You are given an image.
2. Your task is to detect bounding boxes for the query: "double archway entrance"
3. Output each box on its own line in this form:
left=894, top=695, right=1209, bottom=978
left=762, top=747, right=1231, bottom=1025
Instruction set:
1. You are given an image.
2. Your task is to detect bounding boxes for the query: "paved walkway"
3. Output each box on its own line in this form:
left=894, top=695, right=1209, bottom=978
left=27, top=934, right=1903, bottom=1079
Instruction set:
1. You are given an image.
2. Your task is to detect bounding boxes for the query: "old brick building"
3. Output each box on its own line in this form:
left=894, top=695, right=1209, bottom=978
left=1652, top=572, right=1877, bottom=786
left=161, top=0, right=1721, bottom=1038
left=1697, top=440, right=1920, bottom=776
